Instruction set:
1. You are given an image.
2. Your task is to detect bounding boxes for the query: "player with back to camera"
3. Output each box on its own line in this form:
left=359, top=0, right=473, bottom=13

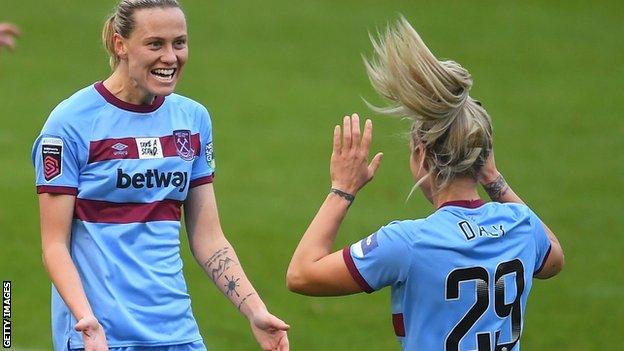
left=287, top=17, right=564, bottom=351
left=32, top=1, right=288, bottom=350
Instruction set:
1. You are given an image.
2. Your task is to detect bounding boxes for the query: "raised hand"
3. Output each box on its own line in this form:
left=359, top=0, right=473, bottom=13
left=0, top=23, right=20, bottom=51
left=250, top=309, right=290, bottom=351
left=74, top=315, right=109, bottom=351
left=330, top=113, right=383, bottom=195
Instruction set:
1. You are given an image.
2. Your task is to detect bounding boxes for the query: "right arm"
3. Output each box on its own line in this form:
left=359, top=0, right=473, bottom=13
left=287, top=114, right=383, bottom=296
left=479, top=150, right=564, bottom=279
left=39, top=193, right=108, bottom=350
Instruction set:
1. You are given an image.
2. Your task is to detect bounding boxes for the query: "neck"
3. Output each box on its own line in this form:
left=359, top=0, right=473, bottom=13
left=103, top=68, right=155, bottom=105
left=432, top=177, right=481, bottom=208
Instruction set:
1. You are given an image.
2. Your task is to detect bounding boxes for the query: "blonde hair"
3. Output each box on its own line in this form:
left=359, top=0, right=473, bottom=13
left=102, top=0, right=182, bottom=70
left=364, top=16, right=492, bottom=190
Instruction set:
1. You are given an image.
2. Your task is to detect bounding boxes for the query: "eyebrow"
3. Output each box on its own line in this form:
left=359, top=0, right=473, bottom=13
left=143, top=35, right=188, bottom=41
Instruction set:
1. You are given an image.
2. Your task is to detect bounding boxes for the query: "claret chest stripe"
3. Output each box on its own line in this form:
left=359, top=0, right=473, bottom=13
left=74, top=198, right=183, bottom=224
left=88, top=133, right=201, bottom=164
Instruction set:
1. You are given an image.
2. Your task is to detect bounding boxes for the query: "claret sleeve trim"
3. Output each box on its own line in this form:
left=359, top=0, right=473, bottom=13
left=36, top=185, right=78, bottom=196
left=342, top=247, right=374, bottom=293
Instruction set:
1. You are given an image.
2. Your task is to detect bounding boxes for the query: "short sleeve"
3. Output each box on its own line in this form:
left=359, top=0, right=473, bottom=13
left=190, top=105, right=215, bottom=188
left=528, top=209, right=552, bottom=275
left=32, top=134, right=81, bottom=195
left=342, top=222, right=412, bottom=293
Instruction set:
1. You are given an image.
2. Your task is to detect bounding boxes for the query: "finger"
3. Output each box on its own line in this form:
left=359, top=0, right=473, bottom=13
left=332, top=125, right=341, bottom=156
left=74, top=319, right=88, bottom=332
left=351, top=113, right=360, bottom=149
left=268, top=315, right=290, bottom=331
left=361, top=119, right=373, bottom=152
left=368, top=152, right=383, bottom=176
left=278, top=334, right=290, bottom=351
left=342, top=115, right=351, bottom=151
left=0, top=37, right=15, bottom=50
left=0, top=23, right=21, bottom=36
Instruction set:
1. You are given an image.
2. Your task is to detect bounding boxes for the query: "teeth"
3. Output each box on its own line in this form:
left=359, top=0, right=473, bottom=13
left=152, top=68, right=175, bottom=76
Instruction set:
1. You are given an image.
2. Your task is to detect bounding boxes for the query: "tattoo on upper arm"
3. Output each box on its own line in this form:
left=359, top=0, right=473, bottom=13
left=237, top=292, right=256, bottom=311
left=484, top=174, right=509, bottom=201
left=203, top=247, right=238, bottom=281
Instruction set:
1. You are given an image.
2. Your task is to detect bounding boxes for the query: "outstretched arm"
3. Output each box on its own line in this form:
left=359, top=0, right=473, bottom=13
left=39, top=193, right=108, bottom=350
left=287, top=114, right=383, bottom=296
left=479, top=150, right=564, bottom=279
left=184, top=183, right=289, bottom=351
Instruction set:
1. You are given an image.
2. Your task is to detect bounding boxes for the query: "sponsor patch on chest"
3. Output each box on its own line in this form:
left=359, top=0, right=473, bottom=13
left=135, top=137, right=163, bottom=159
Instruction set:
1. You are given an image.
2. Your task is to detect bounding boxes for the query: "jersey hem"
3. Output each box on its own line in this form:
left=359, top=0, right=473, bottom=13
left=69, top=336, right=203, bottom=349
left=392, top=313, right=406, bottom=337
left=342, top=247, right=374, bottom=293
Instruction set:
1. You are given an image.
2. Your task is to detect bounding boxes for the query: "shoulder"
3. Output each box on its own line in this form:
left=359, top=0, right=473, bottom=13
left=166, top=93, right=211, bottom=118
left=50, top=84, right=106, bottom=120
left=483, top=201, right=532, bottom=220
left=376, top=219, right=426, bottom=244
left=41, top=84, right=105, bottom=139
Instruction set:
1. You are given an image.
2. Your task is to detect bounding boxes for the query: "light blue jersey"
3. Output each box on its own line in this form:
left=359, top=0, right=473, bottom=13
left=32, top=82, right=215, bottom=350
left=344, top=200, right=551, bottom=351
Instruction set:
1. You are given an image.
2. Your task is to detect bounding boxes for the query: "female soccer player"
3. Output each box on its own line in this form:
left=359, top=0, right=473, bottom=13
left=32, top=1, right=288, bottom=350
left=287, top=17, right=564, bottom=351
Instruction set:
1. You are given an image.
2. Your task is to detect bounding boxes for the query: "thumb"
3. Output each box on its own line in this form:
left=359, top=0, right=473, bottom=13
left=74, top=316, right=97, bottom=332
left=267, top=315, right=290, bottom=331
left=368, top=152, right=383, bottom=176
left=74, top=319, right=89, bottom=332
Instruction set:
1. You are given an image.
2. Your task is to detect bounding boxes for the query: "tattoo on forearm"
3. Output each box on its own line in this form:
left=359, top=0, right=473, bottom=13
left=203, top=247, right=238, bottom=281
left=224, top=275, right=241, bottom=297
left=484, top=174, right=509, bottom=201
left=237, top=292, right=256, bottom=311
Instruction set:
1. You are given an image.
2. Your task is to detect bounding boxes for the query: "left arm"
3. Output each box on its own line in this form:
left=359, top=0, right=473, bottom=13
left=184, top=183, right=289, bottom=351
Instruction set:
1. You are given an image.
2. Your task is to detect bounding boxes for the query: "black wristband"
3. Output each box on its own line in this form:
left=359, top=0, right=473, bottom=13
left=330, top=188, right=355, bottom=204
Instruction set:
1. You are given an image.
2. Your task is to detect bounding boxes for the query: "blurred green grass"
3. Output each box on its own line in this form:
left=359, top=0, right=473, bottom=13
left=1, top=0, right=623, bottom=350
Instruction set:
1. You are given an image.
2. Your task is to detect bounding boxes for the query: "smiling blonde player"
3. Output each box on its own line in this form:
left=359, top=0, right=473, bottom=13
left=32, top=1, right=288, bottom=350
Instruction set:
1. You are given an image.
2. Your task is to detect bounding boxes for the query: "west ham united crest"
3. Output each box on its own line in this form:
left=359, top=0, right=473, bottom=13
left=173, top=130, right=195, bottom=161
left=41, top=137, right=63, bottom=181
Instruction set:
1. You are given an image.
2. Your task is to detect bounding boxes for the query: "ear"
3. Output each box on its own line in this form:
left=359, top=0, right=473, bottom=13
left=411, top=142, right=428, bottom=172
left=113, top=33, right=128, bottom=60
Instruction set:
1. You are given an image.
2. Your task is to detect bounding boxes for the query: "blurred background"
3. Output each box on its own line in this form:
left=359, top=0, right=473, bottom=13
left=1, top=0, right=623, bottom=350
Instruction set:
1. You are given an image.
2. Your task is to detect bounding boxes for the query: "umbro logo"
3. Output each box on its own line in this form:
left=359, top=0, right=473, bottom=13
left=112, top=142, right=128, bottom=156
left=112, top=143, right=128, bottom=151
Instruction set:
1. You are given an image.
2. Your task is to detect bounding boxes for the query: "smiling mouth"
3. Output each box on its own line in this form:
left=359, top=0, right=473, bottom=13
left=151, top=68, right=177, bottom=82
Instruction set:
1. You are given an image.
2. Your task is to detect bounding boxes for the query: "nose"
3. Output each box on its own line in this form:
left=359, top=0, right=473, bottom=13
left=161, top=44, right=177, bottom=64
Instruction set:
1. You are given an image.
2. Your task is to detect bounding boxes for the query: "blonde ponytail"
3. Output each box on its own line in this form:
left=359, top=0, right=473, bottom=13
left=364, top=16, right=492, bottom=190
left=102, top=15, right=118, bottom=70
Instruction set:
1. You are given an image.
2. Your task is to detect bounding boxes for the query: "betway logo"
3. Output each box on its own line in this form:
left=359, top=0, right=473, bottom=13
left=116, top=168, right=188, bottom=193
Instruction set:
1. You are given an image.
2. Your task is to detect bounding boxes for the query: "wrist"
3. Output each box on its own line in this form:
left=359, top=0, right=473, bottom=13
left=239, top=293, right=265, bottom=319
left=329, top=187, right=355, bottom=206
left=480, top=170, right=502, bottom=185
left=330, top=182, right=358, bottom=195
left=482, top=173, right=510, bottom=202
